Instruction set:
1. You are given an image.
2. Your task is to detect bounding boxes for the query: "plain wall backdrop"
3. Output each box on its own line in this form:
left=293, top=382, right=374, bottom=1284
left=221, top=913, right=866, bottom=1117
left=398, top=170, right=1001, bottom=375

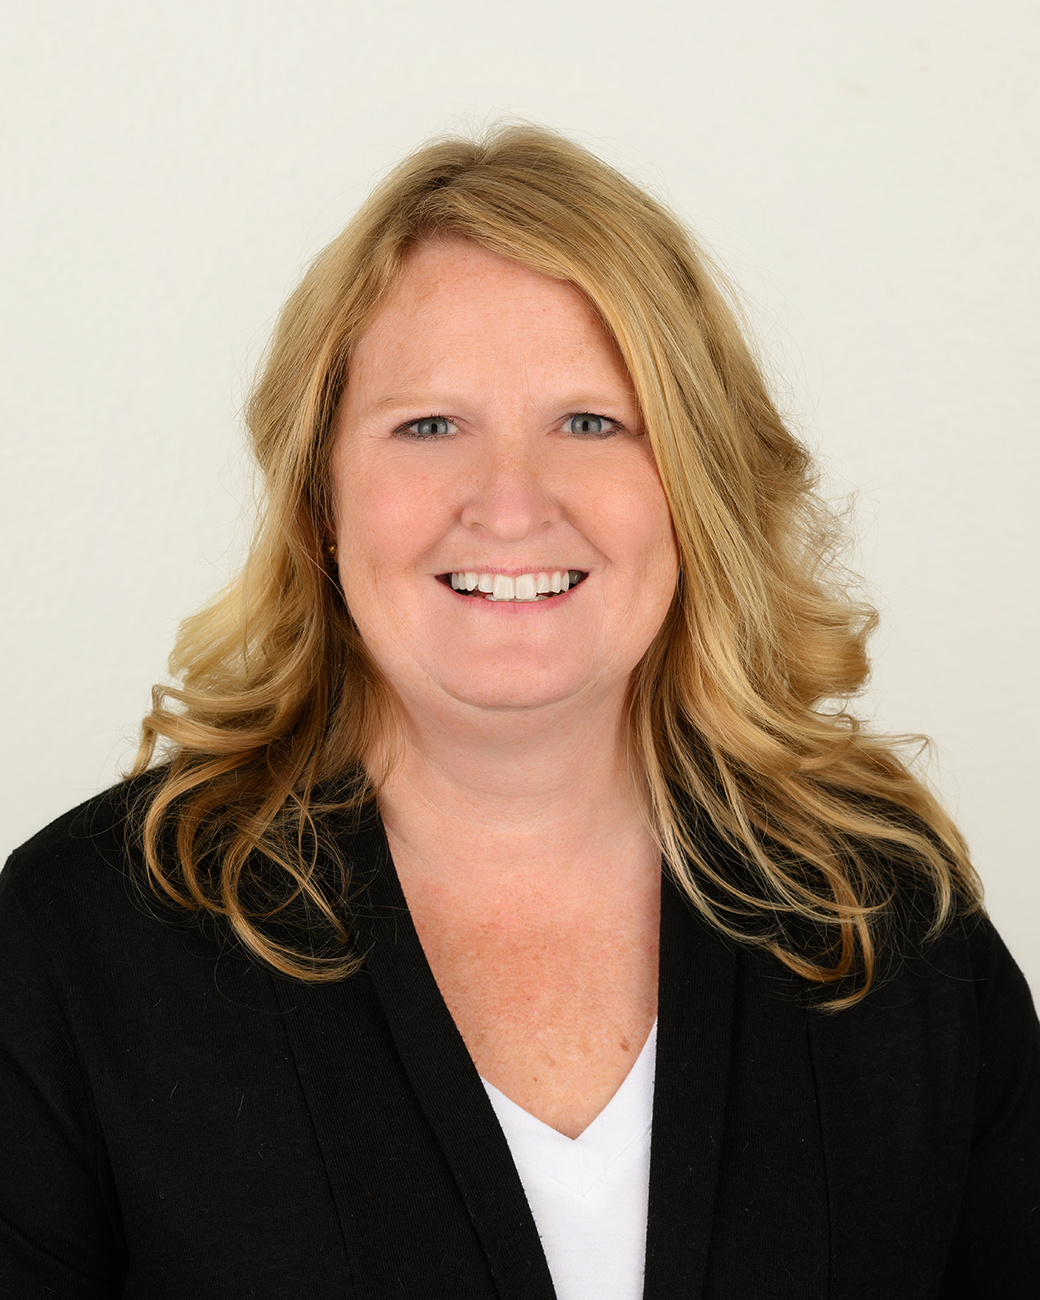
left=2, top=0, right=1037, bottom=988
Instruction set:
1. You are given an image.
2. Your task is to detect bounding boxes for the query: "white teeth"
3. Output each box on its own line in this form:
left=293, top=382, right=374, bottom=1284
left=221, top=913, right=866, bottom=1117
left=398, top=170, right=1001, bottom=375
left=449, top=570, right=583, bottom=601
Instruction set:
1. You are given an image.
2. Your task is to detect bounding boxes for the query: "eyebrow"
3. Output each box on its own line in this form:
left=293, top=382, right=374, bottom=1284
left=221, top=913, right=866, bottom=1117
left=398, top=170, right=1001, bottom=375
left=360, top=392, right=430, bottom=413
left=352, top=389, right=637, bottom=419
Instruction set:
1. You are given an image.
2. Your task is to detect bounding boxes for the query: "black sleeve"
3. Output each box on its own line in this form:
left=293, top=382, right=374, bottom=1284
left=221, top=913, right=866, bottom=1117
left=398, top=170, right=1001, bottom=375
left=0, top=859, right=126, bottom=1298
left=939, top=919, right=1040, bottom=1298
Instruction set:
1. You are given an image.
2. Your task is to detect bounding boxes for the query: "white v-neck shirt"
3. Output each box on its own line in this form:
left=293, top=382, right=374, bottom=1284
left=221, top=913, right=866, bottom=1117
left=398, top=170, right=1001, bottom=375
left=480, top=1020, right=657, bottom=1300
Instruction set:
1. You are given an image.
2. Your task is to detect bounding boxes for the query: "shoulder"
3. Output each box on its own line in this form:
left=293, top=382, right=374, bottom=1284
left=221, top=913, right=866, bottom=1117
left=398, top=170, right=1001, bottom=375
left=1, top=774, right=386, bottom=982
left=0, top=773, right=206, bottom=1003
left=1, top=776, right=153, bottom=919
left=823, top=874, right=1038, bottom=1044
left=805, top=898, right=1039, bottom=1121
left=882, top=891, right=1035, bottom=1023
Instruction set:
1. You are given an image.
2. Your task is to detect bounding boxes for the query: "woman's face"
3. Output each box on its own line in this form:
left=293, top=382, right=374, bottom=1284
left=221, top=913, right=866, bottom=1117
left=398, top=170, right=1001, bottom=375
left=331, top=238, right=679, bottom=719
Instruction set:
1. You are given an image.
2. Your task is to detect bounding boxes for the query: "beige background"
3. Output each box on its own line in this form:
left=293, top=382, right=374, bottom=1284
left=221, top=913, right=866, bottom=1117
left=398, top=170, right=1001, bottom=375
left=2, top=0, right=1037, bottom=988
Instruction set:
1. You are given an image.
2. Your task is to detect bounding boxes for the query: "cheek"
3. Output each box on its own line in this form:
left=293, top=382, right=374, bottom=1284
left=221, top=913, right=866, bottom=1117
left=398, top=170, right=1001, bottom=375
left=332, top=453, right=452, bottom=584
left=636, top=464, right=679, bottom=571
left=331, top=449, right=394, bottom=601
left=592, top=464, right=677, bottom=576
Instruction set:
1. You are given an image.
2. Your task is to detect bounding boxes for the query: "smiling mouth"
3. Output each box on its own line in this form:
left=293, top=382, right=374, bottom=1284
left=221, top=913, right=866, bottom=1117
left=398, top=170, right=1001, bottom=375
left=440, top=570, right=587, bottom=602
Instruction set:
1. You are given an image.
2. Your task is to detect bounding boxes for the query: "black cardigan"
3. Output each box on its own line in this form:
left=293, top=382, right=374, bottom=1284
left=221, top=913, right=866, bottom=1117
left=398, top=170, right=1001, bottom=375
left=1, top=784, right=1038, bottom=1299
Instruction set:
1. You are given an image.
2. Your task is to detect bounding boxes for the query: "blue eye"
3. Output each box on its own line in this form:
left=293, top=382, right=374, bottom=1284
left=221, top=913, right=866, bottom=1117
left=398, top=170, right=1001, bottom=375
left=398, top=416, right=455, bottom=438
left=565, top=413, right=617, bottom=437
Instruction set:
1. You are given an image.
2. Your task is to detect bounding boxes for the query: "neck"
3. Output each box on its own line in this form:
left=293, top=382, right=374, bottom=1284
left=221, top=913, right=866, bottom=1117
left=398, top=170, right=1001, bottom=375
left=371, top=685, right=655, bottom=889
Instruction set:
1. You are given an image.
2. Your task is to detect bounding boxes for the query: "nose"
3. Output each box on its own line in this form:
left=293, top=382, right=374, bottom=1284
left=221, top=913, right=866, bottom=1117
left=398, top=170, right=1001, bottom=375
left=459, top=437, right=561, bottom=541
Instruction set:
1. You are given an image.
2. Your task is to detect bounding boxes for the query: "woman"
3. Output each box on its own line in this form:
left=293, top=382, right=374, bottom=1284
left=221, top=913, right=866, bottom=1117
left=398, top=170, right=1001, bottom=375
left=1, top=126, right=1037, bottom=1298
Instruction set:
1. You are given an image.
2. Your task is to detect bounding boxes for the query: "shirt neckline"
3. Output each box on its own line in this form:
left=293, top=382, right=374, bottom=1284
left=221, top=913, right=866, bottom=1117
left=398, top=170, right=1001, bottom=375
left=480, top=1019, right=658, bottom=1195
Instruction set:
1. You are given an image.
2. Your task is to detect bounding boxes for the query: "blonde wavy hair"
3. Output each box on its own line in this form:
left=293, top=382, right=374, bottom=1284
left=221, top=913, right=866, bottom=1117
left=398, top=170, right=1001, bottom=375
left=133, top=123, right=981, bottom=1006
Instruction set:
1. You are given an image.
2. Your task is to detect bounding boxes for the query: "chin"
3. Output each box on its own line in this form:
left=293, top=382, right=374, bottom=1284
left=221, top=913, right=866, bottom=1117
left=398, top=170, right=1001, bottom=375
left=449, top=689, right=578, bottom=712
left=436, top=663, right=593, bottom=713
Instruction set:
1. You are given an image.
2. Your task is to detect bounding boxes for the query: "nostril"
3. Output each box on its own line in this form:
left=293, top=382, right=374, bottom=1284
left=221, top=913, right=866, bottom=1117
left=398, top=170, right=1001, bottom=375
left=458, top=474, right=562, bottom=541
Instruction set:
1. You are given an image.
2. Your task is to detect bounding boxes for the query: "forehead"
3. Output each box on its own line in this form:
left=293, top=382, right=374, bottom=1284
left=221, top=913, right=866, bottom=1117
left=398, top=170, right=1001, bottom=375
left=348, top=237, right=630, bottom=388
left=382, top=236, right=596, bottom=322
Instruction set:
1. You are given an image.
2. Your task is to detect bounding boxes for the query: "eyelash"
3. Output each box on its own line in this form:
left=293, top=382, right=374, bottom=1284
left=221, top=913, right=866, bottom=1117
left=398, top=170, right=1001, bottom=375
left=393, top=415, right=456, bottom=440
left=392, top=413, right=625, bottom=440
left=563, top=413, right=624, bottom=439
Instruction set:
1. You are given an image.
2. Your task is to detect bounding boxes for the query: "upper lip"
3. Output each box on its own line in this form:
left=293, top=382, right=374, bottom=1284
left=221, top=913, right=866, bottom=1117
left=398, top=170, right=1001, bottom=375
left=438, top=566, right=587, bottom=576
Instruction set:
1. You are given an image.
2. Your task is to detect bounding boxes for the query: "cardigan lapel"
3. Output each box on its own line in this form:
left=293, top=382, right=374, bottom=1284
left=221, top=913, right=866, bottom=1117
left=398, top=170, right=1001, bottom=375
left=351, top=813, right=559, bottom=1300
left=643, top=876, right=737, bottom=1299
left=272, top=806, right=548, bottom=1299
left=271, top=933, right=504, bottom=1298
